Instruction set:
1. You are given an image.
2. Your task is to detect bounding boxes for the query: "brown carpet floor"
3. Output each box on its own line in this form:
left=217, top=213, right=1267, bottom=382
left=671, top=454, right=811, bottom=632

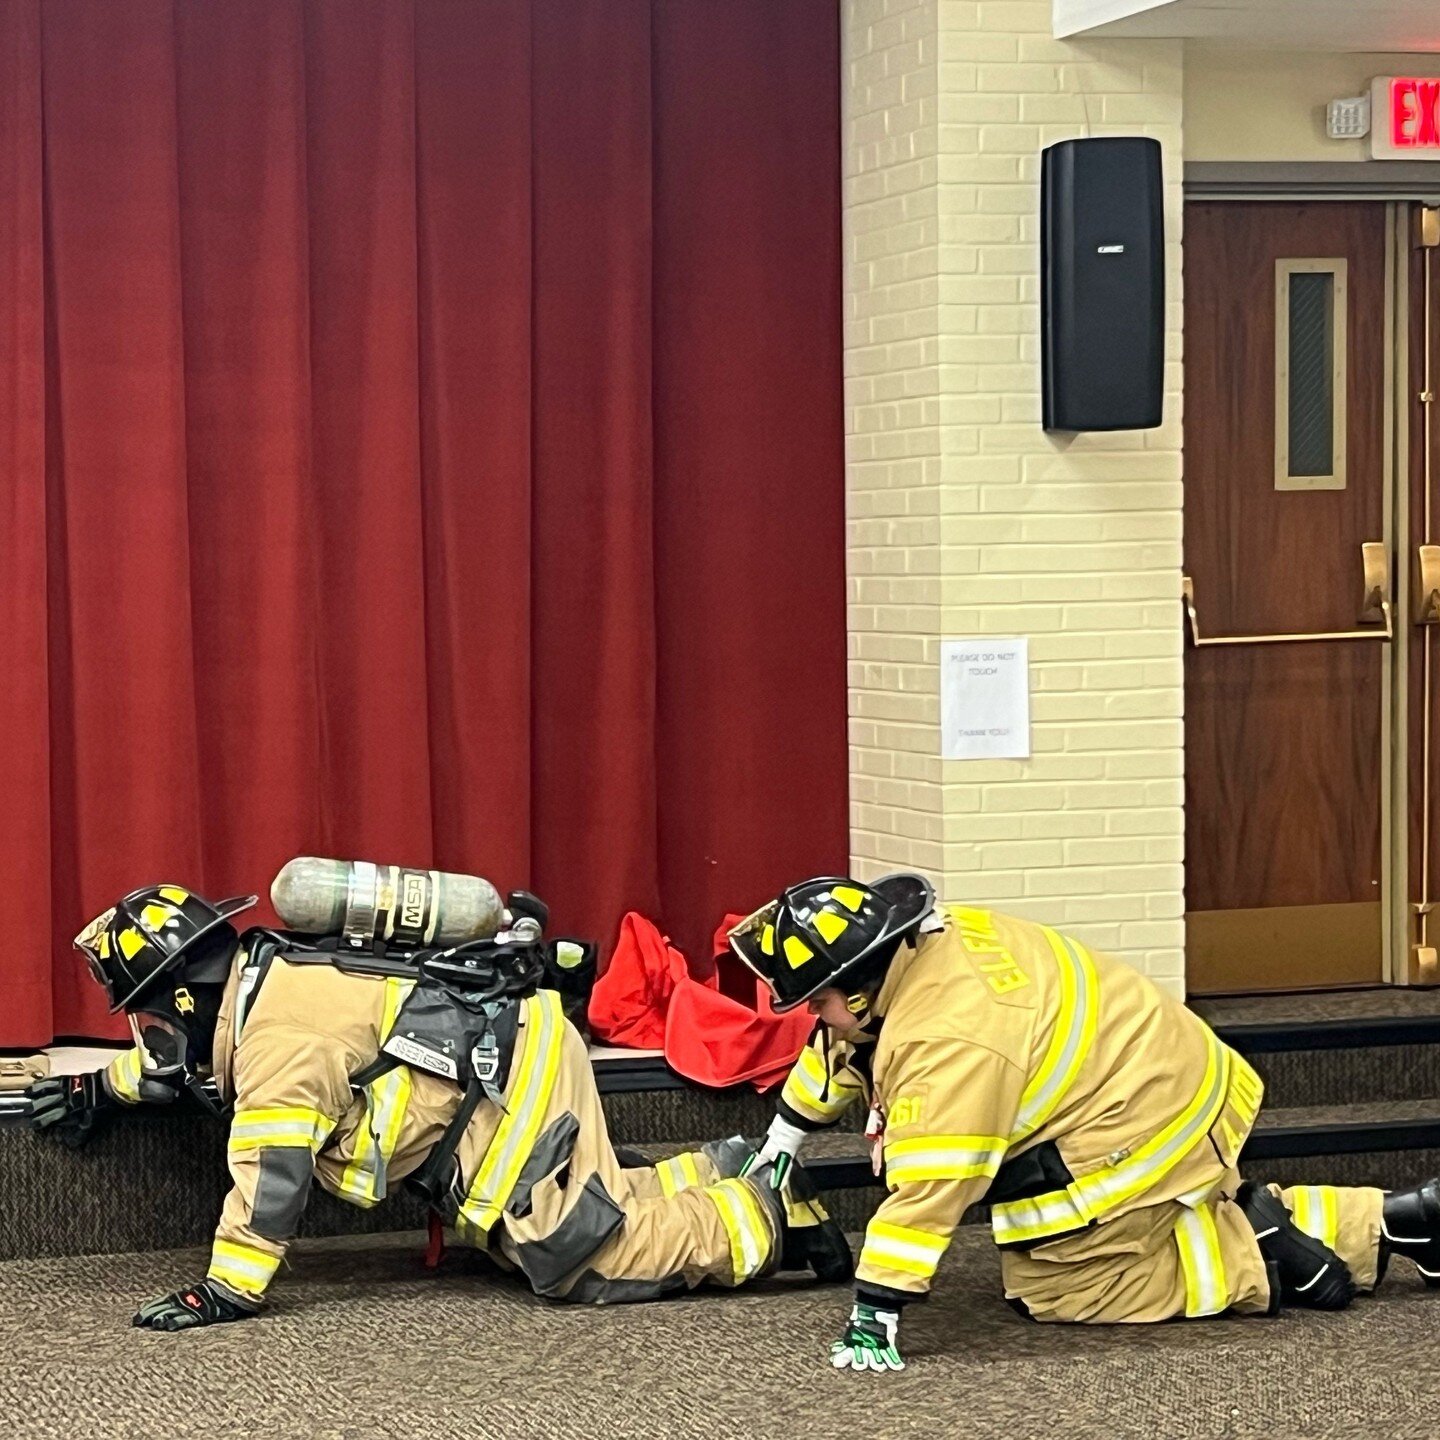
left=2, top=1229, right=1438, bottom=1440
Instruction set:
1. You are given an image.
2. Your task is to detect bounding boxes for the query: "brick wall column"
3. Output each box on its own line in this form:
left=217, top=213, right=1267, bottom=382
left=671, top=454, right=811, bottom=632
left=844, top=0, right=1187, bottom=993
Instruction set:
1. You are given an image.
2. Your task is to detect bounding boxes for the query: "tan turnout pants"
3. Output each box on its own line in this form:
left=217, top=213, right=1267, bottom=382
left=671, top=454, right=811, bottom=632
left=1002, top=1173, right=1385, bottom=1323
left=470, top=1023, right=782, bottom=1302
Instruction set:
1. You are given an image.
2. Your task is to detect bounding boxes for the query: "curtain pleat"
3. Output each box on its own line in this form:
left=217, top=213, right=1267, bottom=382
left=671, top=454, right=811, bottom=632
left=0, top=0, right=846, bottom=1045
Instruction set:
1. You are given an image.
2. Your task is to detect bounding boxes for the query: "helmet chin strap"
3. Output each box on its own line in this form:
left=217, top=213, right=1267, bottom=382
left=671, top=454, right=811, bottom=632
left=816, top=988, right=880, bottom=1104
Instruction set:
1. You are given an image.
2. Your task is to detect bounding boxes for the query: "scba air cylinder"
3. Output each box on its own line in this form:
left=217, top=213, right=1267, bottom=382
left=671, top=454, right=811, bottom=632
left=271, top=858, right=506, bottom=950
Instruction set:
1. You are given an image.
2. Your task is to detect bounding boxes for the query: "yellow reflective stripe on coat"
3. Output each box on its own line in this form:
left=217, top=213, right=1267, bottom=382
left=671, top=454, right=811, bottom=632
left=1009, top=930, right=1098, bottom=1144
left=656, top=1151, right=702, bottom=1198
left=335, top=976, right=416, bottom=1207
left=781, top=1044, right=856, bottom=1124
left=884, top=1133, right=1007, bottom=1187
left=1289, top=1186, right=1341, bottom=1253
left=858, top=1220, right=950, bottom=1280
left=991, top=1031, right=1234, bottom=1246
left=106, top=1048, right=144, bottom=1105
left=456, top=990, right=566, bottom=1240
left=208, top=1238, right=281, bottom=1297
left=1174, top=1205, right=1228, bottom=1317
left=705, top=1178, right=772, bottom=1282
left=229, top=1106, right=337, bottom=1153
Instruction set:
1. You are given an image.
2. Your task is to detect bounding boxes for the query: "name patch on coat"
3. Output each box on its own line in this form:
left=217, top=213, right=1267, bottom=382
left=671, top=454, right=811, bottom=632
left=955, top=907, right=1030, bottom=996
left=384, top=1034, right=458, bottom=1080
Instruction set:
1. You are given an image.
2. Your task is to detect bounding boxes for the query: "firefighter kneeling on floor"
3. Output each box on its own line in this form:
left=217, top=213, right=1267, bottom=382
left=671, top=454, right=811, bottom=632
left=728, top=873, right=1440, bottom=1373
left=23, top=882, right=852, bottom=1329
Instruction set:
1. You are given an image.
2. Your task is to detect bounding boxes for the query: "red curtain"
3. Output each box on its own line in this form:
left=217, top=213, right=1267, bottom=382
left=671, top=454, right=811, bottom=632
left=0, top=0, right=847, bottom=1046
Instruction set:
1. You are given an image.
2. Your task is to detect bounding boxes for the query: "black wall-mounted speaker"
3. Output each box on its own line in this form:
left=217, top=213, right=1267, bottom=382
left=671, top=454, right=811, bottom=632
left=1041, top=136, right=1164, bottom=432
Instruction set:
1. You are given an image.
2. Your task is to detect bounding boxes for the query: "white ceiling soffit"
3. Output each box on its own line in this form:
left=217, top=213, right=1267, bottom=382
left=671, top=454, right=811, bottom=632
left=1054, top=0, right=1440, bottom=52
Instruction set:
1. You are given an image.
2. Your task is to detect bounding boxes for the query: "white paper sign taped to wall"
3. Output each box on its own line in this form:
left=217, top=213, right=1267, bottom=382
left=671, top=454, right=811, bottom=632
left=941, top=638, right=1031, bottom=760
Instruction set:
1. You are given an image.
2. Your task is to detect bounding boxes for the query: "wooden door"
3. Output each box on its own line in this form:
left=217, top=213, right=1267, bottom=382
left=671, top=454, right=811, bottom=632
left=1408, top=213, right=1440, bottom=987
left=1184, top=202, right=1392, bottom=993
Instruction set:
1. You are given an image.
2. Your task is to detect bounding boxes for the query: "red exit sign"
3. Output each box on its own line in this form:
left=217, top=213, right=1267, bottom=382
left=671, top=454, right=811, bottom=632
left=1372, top=76, right=1440, bottom=159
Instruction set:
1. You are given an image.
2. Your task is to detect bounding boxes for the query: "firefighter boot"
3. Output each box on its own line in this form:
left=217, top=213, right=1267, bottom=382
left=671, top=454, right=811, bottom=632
left=700, top=1135, right=754, bottom=1180
left=777, top=1161, right=855, bottom=1283
left=751, top=1160, right=855, bottom=1284
left=1237, top=1181, right=1355, bottom=1310
left=1379, top=1178, right=1440, bottom=1288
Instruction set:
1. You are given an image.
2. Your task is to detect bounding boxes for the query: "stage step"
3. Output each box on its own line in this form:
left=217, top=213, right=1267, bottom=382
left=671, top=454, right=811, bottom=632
left=5, top=988, right=1440, bottom=1259
left=634, top=1097, right=1440, bottom=1231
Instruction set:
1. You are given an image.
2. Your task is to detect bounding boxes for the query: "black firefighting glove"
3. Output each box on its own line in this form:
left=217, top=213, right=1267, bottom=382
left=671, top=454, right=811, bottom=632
left=830, top=1299, right=905, bottom=1373
left=22, top=1071, right=118, bottom=1149
left=133, top=1279, right=258, bottom=1332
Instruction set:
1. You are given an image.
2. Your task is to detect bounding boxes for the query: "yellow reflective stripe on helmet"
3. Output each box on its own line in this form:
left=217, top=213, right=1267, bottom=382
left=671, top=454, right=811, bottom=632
left=859, top=1220, right=950, bottom=1279
left=992, top=1033, right=1233, bottom=1246
left=457, top=991, right=565, bottom=1239
left=158, top=886, right=189, bottom=906
left=814, top=910, right=849, bottom=945
left=229, top=1106, right=337, bottom=1153
left=140, top=902, right=174, bottom=932
left=705, top=1178, right=771, bottom=1282
left=1289, top=1186, right=1341, bottom=1253
left=832, top=885, right=866, bottom=913
left=883, top=1133, right=1007, bottom=1187
left=783, top=934, right=813, bottom=968
left=1009, top=929, right=1097, bottom=1145
left=1174, top=1205, right=1228, bottom=1318
left=335, top=977, right=416, bottom=1207
left=208, top=1238, right=281, bottom=1297
left=118, top=927, right=146, bottom=961
left=106, top=1048, right=144, bottom=1105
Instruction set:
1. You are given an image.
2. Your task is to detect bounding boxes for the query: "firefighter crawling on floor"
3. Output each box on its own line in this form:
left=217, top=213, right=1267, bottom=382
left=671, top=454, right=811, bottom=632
left=22, top=878, right=852, bottom=1329
left=729, top=872, right=1440, bottom=1373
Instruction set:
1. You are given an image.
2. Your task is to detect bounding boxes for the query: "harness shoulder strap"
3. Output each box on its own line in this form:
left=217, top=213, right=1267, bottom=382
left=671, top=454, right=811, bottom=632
left=349, top=1054, right=401, bottom=1090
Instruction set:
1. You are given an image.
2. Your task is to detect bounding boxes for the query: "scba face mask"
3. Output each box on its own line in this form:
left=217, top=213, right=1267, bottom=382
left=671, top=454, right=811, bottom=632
left=128, top=1009, right=191, bottom=1081
left=126, top=978, right=224, bottom=1112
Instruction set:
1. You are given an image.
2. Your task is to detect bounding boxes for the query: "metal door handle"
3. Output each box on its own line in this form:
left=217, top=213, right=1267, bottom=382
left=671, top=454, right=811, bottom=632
left=1417, top=545, right=1440, bottom=624
left=1183, top=542, right=1393, bottom=646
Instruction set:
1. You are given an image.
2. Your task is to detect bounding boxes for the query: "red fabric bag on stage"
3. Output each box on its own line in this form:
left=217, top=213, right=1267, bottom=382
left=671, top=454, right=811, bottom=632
left=587, top=912, right=814, bottom=1091
left=662, top=915, right=815, bottom=1092
left=587, top=912, right=690, bottom=1051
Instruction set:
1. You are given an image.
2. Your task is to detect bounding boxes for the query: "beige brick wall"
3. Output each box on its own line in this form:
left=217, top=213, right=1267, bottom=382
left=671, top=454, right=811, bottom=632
left=845, top=0, right=946, bottom=879
left=844, top=0, right=1187, bottom=992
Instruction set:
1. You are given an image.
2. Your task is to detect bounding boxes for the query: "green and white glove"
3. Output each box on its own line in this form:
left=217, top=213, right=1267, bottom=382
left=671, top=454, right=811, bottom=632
left=738, top=1114, right=809, bottom=1190
left=830, top=1301, right=904, bottom=1373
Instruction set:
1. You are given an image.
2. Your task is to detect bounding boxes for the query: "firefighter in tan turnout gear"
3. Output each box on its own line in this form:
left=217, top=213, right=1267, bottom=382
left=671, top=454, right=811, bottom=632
left=730, top=873, right=1440, bottom=1372
left=26, top=880, right=851, bottom=1329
